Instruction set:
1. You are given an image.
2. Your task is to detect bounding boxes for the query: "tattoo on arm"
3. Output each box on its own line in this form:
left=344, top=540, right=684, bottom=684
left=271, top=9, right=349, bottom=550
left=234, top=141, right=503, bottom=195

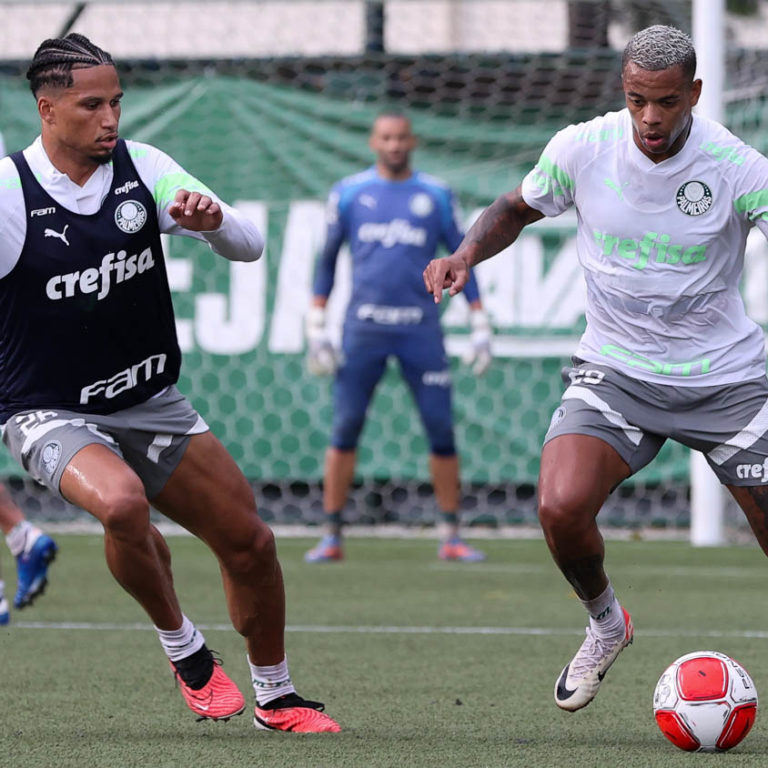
left=461, top=186, right=543, bottom=267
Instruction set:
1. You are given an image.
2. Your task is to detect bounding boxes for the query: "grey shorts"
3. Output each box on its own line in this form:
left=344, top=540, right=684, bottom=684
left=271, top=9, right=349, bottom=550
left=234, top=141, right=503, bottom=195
left=1, top=386, right=208, bottom=499
left=545, top=360, right=768, bottom=486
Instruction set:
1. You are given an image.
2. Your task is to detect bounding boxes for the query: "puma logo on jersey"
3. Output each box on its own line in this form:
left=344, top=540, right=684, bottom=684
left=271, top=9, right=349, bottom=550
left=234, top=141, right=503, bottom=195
left=45, top=246, right=156, bottom=301
left=44, top=225, right=70, bottom=246
left=604, top=178, right=629, bottom=199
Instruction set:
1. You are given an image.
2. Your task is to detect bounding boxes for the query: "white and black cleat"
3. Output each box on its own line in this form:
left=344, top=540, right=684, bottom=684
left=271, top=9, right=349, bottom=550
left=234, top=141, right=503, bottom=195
left=554, top=608, right=634, bottom=712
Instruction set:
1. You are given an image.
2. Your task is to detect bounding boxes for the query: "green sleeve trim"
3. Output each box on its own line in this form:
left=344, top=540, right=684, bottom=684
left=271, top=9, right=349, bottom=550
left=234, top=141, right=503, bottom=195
left=734, top=189, right=768, bottom=220
left=154, top=171, right=215, bottom=206
left=536, top=154, right=574, bottom=191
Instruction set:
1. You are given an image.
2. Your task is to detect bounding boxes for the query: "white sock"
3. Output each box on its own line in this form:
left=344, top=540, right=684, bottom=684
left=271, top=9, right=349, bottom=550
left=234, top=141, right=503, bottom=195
left=155, top=615, right=205, bottom=662
left=580, top=583, right=624, bottom=638
left=248, top=655, right=296, bottom=706
left=6, top=521, right=41, bottom=558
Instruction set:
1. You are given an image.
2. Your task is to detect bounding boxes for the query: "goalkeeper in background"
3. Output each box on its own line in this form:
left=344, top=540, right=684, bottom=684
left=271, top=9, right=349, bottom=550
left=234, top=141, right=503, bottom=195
left=304, top=111, right=491, bottom=563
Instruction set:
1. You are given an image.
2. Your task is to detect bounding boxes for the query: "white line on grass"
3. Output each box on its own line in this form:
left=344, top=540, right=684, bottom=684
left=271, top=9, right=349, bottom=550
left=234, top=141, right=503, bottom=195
left=37, top=521, right=692, bottom=541
left=428, top=563, right=768, bottom=578
left=10, top=621, right=768, bottom=639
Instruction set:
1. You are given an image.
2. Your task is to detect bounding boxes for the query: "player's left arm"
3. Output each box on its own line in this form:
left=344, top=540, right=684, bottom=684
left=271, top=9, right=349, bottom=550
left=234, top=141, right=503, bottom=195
left=733, top=148, right=768, bottom=238
left=130, top=140, right=264, bottom=262
left=0, top=156, right=26, bottom=280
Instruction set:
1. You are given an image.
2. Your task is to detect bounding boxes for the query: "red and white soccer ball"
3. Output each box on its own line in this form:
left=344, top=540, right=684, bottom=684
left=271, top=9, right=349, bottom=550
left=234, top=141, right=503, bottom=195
left=653, top=651, right=758, bottom=753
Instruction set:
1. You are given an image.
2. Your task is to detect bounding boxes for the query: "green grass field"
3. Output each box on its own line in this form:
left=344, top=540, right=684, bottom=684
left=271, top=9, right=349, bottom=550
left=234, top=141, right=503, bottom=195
left=3, top=532, right=768, bottom=767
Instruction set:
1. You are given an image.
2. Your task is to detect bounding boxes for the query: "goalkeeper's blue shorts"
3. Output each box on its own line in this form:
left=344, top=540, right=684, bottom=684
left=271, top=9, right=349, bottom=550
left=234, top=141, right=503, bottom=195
left=330, top=324, right=455, bottom=456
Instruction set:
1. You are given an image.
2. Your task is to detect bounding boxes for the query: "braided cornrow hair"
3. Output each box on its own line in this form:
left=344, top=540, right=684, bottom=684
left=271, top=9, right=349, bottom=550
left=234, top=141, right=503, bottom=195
left=27, top=33, right=114, bottom=95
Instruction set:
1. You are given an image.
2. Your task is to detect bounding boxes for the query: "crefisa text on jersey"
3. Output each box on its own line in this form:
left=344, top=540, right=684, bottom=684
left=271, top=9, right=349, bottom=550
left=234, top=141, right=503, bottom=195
left=45, top=247, right=156, bottom=301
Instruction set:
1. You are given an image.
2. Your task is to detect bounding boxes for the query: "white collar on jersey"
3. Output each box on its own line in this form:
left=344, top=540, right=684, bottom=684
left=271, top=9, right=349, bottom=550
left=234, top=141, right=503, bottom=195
left=23, top=136, right=115, bottom=213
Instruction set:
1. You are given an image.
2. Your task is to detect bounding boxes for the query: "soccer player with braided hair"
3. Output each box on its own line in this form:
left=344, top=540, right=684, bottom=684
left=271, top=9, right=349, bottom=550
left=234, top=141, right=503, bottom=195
left=0, top=33, right=340, bottom=733
left=25, top=32, right=115, bottom=90
left=426, top=24, right=768, bottom=713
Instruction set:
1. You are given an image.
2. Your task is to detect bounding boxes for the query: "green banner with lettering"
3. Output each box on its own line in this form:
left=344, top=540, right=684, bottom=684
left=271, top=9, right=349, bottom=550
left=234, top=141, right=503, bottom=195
left=0, top=74, right=693, bottom=485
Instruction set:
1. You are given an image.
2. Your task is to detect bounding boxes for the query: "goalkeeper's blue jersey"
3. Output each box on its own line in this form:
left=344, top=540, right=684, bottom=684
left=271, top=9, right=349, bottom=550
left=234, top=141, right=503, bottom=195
left=313, top=166, right=481, bottom=331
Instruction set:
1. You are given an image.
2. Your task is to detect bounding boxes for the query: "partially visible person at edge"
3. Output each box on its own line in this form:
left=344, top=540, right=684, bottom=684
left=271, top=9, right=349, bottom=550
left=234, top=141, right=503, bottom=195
left=0, top=483, right=57, bottom=624
left=424, top=24, right=768, bottom=713
left=0, top=130, right=58, bottom=626
left=304, top=111, right=492, bottom=564
left=0, top=33, right=339, bottom=732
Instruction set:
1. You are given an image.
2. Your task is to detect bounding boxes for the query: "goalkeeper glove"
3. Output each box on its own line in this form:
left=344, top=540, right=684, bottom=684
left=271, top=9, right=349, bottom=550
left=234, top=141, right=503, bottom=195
left=463, top=308, right=492, bottom=376
left=305, top=305, right=339, bottom=376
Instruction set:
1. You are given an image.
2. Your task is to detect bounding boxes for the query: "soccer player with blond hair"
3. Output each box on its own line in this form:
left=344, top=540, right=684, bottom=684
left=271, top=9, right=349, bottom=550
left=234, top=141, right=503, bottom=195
left=425, top=24, right=768, bottom=712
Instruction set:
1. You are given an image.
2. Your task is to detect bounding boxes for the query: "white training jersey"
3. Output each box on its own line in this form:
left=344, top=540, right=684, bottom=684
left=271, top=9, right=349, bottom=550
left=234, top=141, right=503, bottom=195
left=0, top=136, right=263, bottom=279
left=521, top=109, right=768, bottom=386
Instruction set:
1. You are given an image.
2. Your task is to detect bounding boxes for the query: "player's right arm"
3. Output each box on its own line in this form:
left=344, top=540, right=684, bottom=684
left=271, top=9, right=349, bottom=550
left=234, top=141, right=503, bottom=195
left=311, top=186, right=346, bottom=301
left=423, top=186, right=543, bottom=303
left=424, top=121, right=583, bottom=303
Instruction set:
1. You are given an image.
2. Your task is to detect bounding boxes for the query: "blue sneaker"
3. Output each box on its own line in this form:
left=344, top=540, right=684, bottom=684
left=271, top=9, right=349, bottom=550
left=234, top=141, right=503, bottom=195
left=0, top=596, right=9, bottom=625
left=304, top=534, right=343, bottom=563
left=14, top=534, right=58, bottom=609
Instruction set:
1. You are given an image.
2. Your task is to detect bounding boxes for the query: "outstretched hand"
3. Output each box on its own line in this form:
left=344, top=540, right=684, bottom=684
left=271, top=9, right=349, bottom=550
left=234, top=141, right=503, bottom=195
left=305, top=305, right=339, bottom=376
left=169, top=189, right=223, bottom=231
left=423, top=254, right=470, bottom=304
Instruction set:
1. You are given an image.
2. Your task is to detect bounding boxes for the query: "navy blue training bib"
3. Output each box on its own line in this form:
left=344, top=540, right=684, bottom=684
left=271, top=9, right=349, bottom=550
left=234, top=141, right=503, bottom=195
left=0, top=140, right=181, bottom=421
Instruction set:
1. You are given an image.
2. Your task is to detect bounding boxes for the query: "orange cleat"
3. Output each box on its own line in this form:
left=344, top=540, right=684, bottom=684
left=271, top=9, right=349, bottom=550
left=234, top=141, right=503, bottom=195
left=171, top=655, right=246, bottom=721
left=438, top=537, right=486, bottom=562
left=253, top=693, right=341, bottom=733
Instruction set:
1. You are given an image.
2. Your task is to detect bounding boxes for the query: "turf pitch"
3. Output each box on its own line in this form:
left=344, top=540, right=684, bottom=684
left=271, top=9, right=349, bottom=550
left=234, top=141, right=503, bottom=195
left=3, top=533, right=768, bottom=767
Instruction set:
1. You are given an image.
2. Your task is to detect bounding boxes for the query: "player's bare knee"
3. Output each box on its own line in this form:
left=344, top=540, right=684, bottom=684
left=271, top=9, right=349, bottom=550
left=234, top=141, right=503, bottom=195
left=245, top=519, right=277, bottom=563
left=99, top=486, right=151, bottom=540
left=538, top=495, right=591, bottom=540
left=221, top=518, right=277, bottom=577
